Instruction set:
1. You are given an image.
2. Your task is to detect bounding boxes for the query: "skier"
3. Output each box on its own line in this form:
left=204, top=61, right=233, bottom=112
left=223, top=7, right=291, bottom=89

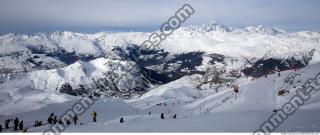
left=173, top=114, right=177, bottom=119
left=5, top=119, right=10, bottom=129
left=13, top=117, right=19, bottom=131
left=161, top=113, right=165, bottom=119
left=272, top=109, right=278, bottom=113
left=19, top=121, right=23, bottom=130
left=47, top=115, right=53, bottom=124
left=0, top=124, right=2, bottom=133
left=50, top=113, right=54, bottom=117
left=148, top=111, right=151, bottom=115
left=66, top=120, right=71, bottom=125
left=73, top=115, right=78, bottom=125
left=37, top=121, right=42, bottom=126
left=53, top=116, right=58, bottom=124
left=91, top=111, right=97, bottom=122
left=34, top=121, right=38, bottom=127
left=232, top=84, right=239, bottom=93
left=35, top=121, right=42, bottom=127
left=120, top=117, right=124, bottom=123
left=58, top=119, right=64, bottom=125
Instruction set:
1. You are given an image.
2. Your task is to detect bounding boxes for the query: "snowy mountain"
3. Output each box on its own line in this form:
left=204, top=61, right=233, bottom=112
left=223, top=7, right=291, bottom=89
left=0, top=23, right=319, bottom=96
left=0, top=23, right=319, bottom=98
left=0, top=22, right=320, bottom=133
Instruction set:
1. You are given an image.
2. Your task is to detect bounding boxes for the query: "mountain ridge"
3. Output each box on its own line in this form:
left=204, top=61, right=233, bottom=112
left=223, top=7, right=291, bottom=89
left=0, top=22, right=319, bottom=98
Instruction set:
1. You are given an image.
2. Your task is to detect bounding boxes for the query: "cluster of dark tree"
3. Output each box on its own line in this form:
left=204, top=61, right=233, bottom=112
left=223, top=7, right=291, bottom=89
left=59, top=61, right=151, bottom=98
left=59, top=83, right=96, bottom=96
left=242, top=55, right=312, bottom=78
left=196, top=64, right=239, bottom=92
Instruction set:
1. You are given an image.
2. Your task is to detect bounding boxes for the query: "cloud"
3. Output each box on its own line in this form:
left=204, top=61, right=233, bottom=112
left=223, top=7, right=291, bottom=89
left=0, top=0, right=319, bottom=33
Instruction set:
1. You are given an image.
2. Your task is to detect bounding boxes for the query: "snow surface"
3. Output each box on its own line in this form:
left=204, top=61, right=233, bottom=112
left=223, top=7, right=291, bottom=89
left=1, top=63, right=320, bottom=133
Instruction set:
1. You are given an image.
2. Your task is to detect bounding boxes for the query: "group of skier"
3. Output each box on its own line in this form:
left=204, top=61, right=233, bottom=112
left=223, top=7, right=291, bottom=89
left=46, top=113, right=78, bottom=126
left=0, top=117, right=24, bottom=132
left=160, top=113, right=177, bottom=120
left=0, top=98, right=208, bottom=134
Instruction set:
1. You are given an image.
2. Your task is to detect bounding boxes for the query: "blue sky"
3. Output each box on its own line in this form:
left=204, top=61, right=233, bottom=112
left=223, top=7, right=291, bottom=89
left=0, top=0, right=319, bottom=33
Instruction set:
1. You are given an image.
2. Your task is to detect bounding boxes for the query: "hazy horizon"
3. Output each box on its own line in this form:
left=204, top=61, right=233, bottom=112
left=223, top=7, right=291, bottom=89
left=1, top=0, right=320, bottom=33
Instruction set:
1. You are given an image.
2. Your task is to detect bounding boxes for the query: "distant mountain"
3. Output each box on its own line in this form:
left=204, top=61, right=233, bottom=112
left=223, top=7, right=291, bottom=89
left=0, top=22, right=319, bottom=97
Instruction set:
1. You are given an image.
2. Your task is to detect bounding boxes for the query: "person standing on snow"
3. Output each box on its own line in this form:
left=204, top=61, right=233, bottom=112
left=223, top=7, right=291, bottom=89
left=73, top=115, right=78, bottom=125
left=5, top=119, right=10, bottom=129
left=13, top=118, right=19, bottom=131
left=91, top=111, right=97, bottom=122
left=18, top=121, right=23, bottom=130
left=58, top=119, right=64, bottom=125
left=161, top=113, right=165, bottom=119
left=173, top=114, right=177, bottom=119
left=120, top=117, right=124, bottom=123
left=47, top=113, right=54, bottom=124
left=53, top=116, right=58, bottom=124
left=232, top=84, right=239, bottom=93
left=47, top=115, right=53, bottom=124
left=66, top=120, right=71, bottom=125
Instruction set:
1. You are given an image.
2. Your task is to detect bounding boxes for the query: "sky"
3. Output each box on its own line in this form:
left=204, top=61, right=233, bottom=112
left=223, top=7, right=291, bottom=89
left=0, top=0, right=320, bottom=33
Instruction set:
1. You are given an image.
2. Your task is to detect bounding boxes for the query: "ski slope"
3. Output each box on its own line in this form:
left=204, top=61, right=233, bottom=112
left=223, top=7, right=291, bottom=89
left=1, top=63, right=320, bottom=133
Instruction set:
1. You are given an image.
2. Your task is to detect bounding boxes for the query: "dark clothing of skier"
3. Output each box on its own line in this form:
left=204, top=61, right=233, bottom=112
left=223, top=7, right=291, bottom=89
left=233, top=84, right=239, bottom=93
left=47, top=116, right=53, bottom=124
left=173, top=114, right=177, bottom=119
left=53, top=116, right=58, bottom=124
left=0, top=124, right=2, bottom=133
left=19, top=121, right=23, bottom=130
left=35, top=121, right=42, bottom=126
left=272, top=109, right=278, bottom=113
left=5, top=119, right=10, bottom=129
left=73, top=115, right=78, bottom=125
left=91, top=111, right=97, bottom=122
left=58, top=120, right=64, bottom=125
left=161, top=113, right=165, bottom=119
left=120, top=117, right=124, bottom=123
left=66, top=120, right=71, bottom=125
left=13, top=118, right=19, bottom=131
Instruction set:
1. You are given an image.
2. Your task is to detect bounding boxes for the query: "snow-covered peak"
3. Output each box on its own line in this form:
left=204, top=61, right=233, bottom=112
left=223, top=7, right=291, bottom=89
left=180, top=21, right=233, bottom=32
left=244, top=25, right=286, bottom=35
left=0, top=22, right=319, bottom=63
left=179, top=21, right=286, bottom=35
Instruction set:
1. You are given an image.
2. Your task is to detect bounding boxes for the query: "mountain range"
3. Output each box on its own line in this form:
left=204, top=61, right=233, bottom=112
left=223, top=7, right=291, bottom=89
left=0, top=22, right=319, bottom=100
